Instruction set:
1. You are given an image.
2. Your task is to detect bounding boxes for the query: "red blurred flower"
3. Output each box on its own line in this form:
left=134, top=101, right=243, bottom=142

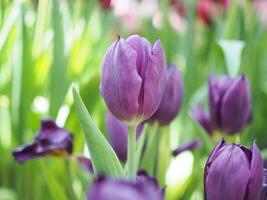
left=99, top=0, right=112, bottom=10
left=197, top=0, right=230, bottom=26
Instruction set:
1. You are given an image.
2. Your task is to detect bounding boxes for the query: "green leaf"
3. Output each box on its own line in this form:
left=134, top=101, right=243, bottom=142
left=49, top=0, right=68, bottom=117
left=72, top=87, right=123, bottom=177
left=218, top=39, right=245, bottom=77
left=39, top=160, right=68, bottom=200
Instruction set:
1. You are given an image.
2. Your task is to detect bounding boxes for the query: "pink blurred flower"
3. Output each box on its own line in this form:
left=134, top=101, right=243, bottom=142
left=254, top=0, right=267, bottom=25
left=112, top=0, right=159, bottom=32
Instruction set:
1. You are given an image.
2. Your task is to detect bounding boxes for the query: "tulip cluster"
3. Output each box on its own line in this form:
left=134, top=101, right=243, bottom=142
left=192, top=74, right=252, bottom=135
left=12, top=33, right=265, bottom=200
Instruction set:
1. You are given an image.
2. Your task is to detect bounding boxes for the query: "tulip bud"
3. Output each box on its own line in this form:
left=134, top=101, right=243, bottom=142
left=209, top=74, right=251, bottom=134
left=106, top=112, right=143, bottom=162
left=149, top=64, right=184, bottom=126
left=100, top=34, right=167, bottom=124
left=87, top=171, right=164, bottom=200
left=205, top=140, right=263, bottom=200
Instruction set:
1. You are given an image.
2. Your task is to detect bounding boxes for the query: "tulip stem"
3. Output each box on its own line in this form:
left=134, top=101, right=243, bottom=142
left=127, top=125, right=137, bottom=180
left=65, top=159, right=78, bottom=200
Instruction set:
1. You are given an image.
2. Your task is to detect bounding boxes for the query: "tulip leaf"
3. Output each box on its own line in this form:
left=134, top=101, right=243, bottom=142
left=39, top=160, right=68, bottom=200
left=218, top=39, right=245, bottom=77
left=72, top=88, right=123, bottom=177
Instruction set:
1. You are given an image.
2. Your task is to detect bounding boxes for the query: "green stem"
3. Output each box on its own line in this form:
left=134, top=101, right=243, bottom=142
left=140, top=123, right=159, bottom=176
left=127, top=125, right=137, bottom=180
left=65, top=160, right=77, bottom=200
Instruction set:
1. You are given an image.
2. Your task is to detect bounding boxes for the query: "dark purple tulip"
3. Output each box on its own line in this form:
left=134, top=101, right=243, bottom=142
left=260, top=169, right=267, bottom=200
left=87, top=171, right=164, bottom=200
left=191, top=105, right=214, bottom=135
left=100, top=34, right=167, bottom=124
left=209, top=74, right=251, bottom=134
left=205, top=140, right=263, bottom=200
left=172, top=139, right=202, bottom=156
left=106, top=111, right=143, bottom=162
left=149, top=64, right=184, bottom=126
left=13, top=119, right=73, bottom=163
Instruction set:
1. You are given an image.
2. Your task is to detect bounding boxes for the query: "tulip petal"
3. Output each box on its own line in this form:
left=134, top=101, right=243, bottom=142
left=220, top=75, right=251, bottom=134
left=172, top=139, right=202, bottom=156
left=209, top=74, right=221, bottom=126
left=76, top=155, right=94, bottom=173
left=246, top=142, right=263, bottom=200
left=87, top=171, right=164, bottom=200
left=127, top=35, right=152, bottom=79
left=150, top=65, right=184, bottom=125
left=191, top=105, right=214, bottom=135
left=260, top=169, right=267, bottom=200
left=142, top=39, right=167, bottom=120
left=100, top=38, right=142, bottom=121
left=106, top=112, right=128, bottom=161
left=12, top=119, right=73, bottom=163
left=204, top=139, right=226, bottom=198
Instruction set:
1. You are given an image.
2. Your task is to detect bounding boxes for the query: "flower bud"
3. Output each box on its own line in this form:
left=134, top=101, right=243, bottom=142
left=13, top=119, right=73, bottom=163
left=106, top=112, right=143, bottom=162
left=100, top=34, right=167, bottom=124
left=149, top=64, right=184, bottom=126
left=205, top=140, right=263, bottom=200
left=87, top=171, right=164, bottom=200
left=209, top=74, right=251, bottom=134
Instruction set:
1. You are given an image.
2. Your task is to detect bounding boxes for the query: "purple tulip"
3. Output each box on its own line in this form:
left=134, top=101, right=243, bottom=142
left=260, top=169, right=267, bottom=200
left=100, top=34, right=167, bottom=124
left=205, top=140, right=263, bottom=200
left=13, top=119, right=73, bottom=163
left=87, top=171, right=164, bottom=200
left=106, top=111, right=143, bottom=162
left=148, top=64, right=184, bottom=126
left=192, top=74, right=252, bottom=135
left=209, top=74, right=251, bottom=134
left=172, top=139, right=202, bottom=156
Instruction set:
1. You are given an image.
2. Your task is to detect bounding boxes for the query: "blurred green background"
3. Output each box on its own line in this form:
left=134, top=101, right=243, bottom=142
left=1, top=0, right=267, bottom=199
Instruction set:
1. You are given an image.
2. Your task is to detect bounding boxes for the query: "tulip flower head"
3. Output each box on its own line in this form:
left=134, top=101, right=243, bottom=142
left=13, top=119, right=73, bottom=163
left=149, top=64, right=184, bottom=126
left=209, top=74, right=251, bottom=134
left=100, top=34, right=167, bottom=125
left=192, top=74, right=252, bottom=135
left=87, top=171, right=164, bottom=200
left=205, top=140, right=263, bottom=200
